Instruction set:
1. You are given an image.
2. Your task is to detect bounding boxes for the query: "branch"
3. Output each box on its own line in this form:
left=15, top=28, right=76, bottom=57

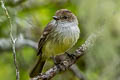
left=31, top=29, right=103, bottom=80
left=70, top=64, right=85, bottom=80
left=0, top=0, right=20, bottom=80
left=0, top=34, right=37, bottom=51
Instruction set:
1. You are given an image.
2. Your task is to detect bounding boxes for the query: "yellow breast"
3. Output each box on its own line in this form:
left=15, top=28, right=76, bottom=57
left=42, top=37, right=76, bottom=58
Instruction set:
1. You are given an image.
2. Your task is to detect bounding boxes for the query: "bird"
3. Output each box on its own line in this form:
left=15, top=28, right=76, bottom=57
left=29, top=9, right=80, bottom=78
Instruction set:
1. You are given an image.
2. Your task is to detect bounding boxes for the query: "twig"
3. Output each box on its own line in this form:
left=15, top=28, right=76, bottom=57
left=70, top=64, right=85, bottom=80
left=0, top=0, right=20, bottom=80
left=0, top=34, right=37, bottom=51
left=31, top=29, right=103, bottom=80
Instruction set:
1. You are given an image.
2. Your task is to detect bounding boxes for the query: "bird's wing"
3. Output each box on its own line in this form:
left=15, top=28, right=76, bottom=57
left=37, top=22, right=54, bottom=56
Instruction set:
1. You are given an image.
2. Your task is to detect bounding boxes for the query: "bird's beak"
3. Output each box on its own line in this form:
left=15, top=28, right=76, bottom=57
left=53, top=16, right=59, bottom=20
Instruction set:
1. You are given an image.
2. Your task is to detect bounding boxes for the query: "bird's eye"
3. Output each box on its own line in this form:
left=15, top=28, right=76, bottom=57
left=63, top=16, right=68, bottom=19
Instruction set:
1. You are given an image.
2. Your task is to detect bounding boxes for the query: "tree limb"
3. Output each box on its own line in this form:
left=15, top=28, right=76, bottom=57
left=70, top=64, right=85, bottom=80
left=0, top=34, right=37, bottom=51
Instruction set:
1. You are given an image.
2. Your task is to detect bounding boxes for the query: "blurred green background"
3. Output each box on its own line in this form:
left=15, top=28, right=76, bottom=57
left=0, top=0, right=120, bottom=80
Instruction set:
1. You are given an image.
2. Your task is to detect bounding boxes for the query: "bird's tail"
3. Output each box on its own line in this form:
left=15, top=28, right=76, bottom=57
left=29, top=57, right=45, bottom=78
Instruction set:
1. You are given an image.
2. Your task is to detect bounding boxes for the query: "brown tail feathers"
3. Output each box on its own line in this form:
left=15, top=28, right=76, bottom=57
left=29, top=57, right=45, bottom=78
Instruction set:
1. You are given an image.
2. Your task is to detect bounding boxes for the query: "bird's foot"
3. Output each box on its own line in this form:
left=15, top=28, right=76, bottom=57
left=65, top=52, right=76, bottom=60
left=51, top=56, right=59, bottom=65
